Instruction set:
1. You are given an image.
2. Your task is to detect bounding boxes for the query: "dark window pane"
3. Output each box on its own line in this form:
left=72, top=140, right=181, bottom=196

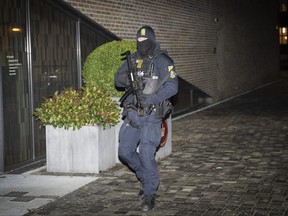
left=30, top=0, right=78, bottom=157
left=0, top=0, right=33, bottom=168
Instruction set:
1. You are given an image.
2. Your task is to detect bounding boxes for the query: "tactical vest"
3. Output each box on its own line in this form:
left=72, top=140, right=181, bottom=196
left=134, top=49, right=168, bottom=97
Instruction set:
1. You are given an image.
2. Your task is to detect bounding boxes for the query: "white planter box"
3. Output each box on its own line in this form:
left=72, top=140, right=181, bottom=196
left=46, top=125, right=116, bottom=174
left=46, top=112, right=172, bottom=174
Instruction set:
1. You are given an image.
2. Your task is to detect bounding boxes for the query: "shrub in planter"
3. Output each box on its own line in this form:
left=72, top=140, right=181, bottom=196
left=34, top=86, right=120, bottom=130
left=82, top=40, right=136, bottom=97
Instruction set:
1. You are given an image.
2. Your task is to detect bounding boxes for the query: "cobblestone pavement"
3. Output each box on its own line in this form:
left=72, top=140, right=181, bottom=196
left=26, top=78, right=288, bottom=216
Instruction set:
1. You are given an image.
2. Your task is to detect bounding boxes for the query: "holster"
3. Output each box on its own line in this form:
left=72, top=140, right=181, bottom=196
left=155, top=101, right=172, bottom=118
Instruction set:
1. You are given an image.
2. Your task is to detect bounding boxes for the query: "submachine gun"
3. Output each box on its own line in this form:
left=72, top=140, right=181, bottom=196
left=119, top=51, right=144, bottom=112
left=119, top=50, right=172, bottom=117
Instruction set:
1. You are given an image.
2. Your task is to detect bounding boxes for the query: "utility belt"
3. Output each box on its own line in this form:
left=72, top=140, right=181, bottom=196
left=156, top=100, right=172, bottom=118
left=122, top=100, right=172, bottom=119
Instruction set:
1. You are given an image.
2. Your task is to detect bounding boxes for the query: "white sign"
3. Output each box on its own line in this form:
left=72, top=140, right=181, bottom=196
left=7, top=55, right=22, bottom=76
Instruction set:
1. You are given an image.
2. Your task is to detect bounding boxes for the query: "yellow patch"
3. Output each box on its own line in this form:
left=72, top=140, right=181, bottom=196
left=141, top=28, right=146, bottom=36
left=170, top=70, right=176, bottom=78
left=168, top=66, right=174, bottom=72
left=137, top=59, right=143, bottom=69
left=168, top=66, right=177, bottom=78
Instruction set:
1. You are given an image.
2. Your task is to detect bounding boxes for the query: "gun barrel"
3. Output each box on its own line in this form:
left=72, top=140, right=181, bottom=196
left=119, top=50, right=141, bottom=110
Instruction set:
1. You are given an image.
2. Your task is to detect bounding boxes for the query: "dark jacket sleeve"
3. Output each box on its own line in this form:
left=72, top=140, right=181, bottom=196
left=114, top=60, right=128, bottom=88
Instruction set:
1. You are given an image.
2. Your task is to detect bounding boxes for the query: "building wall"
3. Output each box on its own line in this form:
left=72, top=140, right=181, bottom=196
left=217, top=0, right=280, bottom=100
left=64, top=0, right=279, bottom=101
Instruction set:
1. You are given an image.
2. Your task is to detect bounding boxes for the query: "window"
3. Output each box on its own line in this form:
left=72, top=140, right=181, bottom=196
left=280, top=3, right=287, bottom=12
left=279, top=27, right=288, bottom=45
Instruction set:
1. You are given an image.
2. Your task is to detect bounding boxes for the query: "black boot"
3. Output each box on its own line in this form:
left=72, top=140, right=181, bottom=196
left=141, top=195, right=155, bottom=211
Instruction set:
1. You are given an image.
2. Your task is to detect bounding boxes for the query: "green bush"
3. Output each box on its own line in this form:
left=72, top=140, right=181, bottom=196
left=34, top=86, right=120, bottom=130
left=34, top=40, right=135, bottom=130
left=82, top=40, right=136, bottom=97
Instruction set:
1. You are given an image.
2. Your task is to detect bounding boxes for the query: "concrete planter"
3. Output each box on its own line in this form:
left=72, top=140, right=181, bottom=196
left=46, top=125, right=116, bottom=174
left=46, top=115, right=172, bottom=174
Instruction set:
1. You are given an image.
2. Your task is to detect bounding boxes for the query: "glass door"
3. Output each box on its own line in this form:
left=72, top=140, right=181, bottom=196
left=30, top=0, right=78, bottom=158
left=0, top=0, right=33, bottom=170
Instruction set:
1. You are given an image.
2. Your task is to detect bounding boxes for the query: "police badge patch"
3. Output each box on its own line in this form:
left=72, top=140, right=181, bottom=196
left=168, top=65, right=176, bottom=78
left=141, top=28, right=146, bottom=36
left=136, top=59, right=143, bottom=69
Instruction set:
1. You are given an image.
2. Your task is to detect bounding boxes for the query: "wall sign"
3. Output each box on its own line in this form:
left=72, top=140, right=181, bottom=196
left=7, top=55, right=22, bottom=76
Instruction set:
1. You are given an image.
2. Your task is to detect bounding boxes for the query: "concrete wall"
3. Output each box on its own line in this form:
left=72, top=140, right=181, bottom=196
left=64, top=0, right=279, bottom=102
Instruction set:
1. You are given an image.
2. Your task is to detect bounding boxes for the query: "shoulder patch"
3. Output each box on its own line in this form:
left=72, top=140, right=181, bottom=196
left=168, top=65, right=177, bottom=78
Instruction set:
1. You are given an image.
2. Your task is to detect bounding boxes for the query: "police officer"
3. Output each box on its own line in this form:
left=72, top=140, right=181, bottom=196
left=115, top=25, right=178, bottom=211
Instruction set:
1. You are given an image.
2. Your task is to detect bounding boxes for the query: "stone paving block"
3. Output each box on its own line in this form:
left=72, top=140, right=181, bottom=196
left=11, top=196, right=37, bottom=202
left=25, top=79, right=288, bottom=215
left=2, top=191, right=28, bottom=197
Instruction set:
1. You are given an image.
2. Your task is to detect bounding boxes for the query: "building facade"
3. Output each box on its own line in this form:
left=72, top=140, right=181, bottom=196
left=65, top=0, right=280, bottom=100
left=0, top=0, right=280, bottom=172
left=0, top=0, right=118, bottom=172
left=280, top=0, right=288, bottom=71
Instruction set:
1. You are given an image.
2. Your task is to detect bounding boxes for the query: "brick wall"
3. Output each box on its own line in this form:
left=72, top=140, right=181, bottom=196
left=216, top=0, right=280, bottom=100
left=64, top=0, right=279, bottom=102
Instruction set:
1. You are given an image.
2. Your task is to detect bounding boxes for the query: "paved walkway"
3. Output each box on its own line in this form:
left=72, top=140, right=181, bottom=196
left=0, top=168, right=98, bottom=216
left=26, top=78, right=288, bottom=216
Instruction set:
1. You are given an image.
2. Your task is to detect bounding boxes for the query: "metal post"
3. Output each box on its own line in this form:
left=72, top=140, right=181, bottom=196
left=76, top=20, right=82, bottom=88
left=26, top=0, right=35, bottom=159
left=0, top=67, right=4, bottom=173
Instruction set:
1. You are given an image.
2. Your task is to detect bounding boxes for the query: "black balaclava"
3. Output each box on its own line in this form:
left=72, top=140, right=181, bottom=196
left=137, top=25, right=156, bottom=56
